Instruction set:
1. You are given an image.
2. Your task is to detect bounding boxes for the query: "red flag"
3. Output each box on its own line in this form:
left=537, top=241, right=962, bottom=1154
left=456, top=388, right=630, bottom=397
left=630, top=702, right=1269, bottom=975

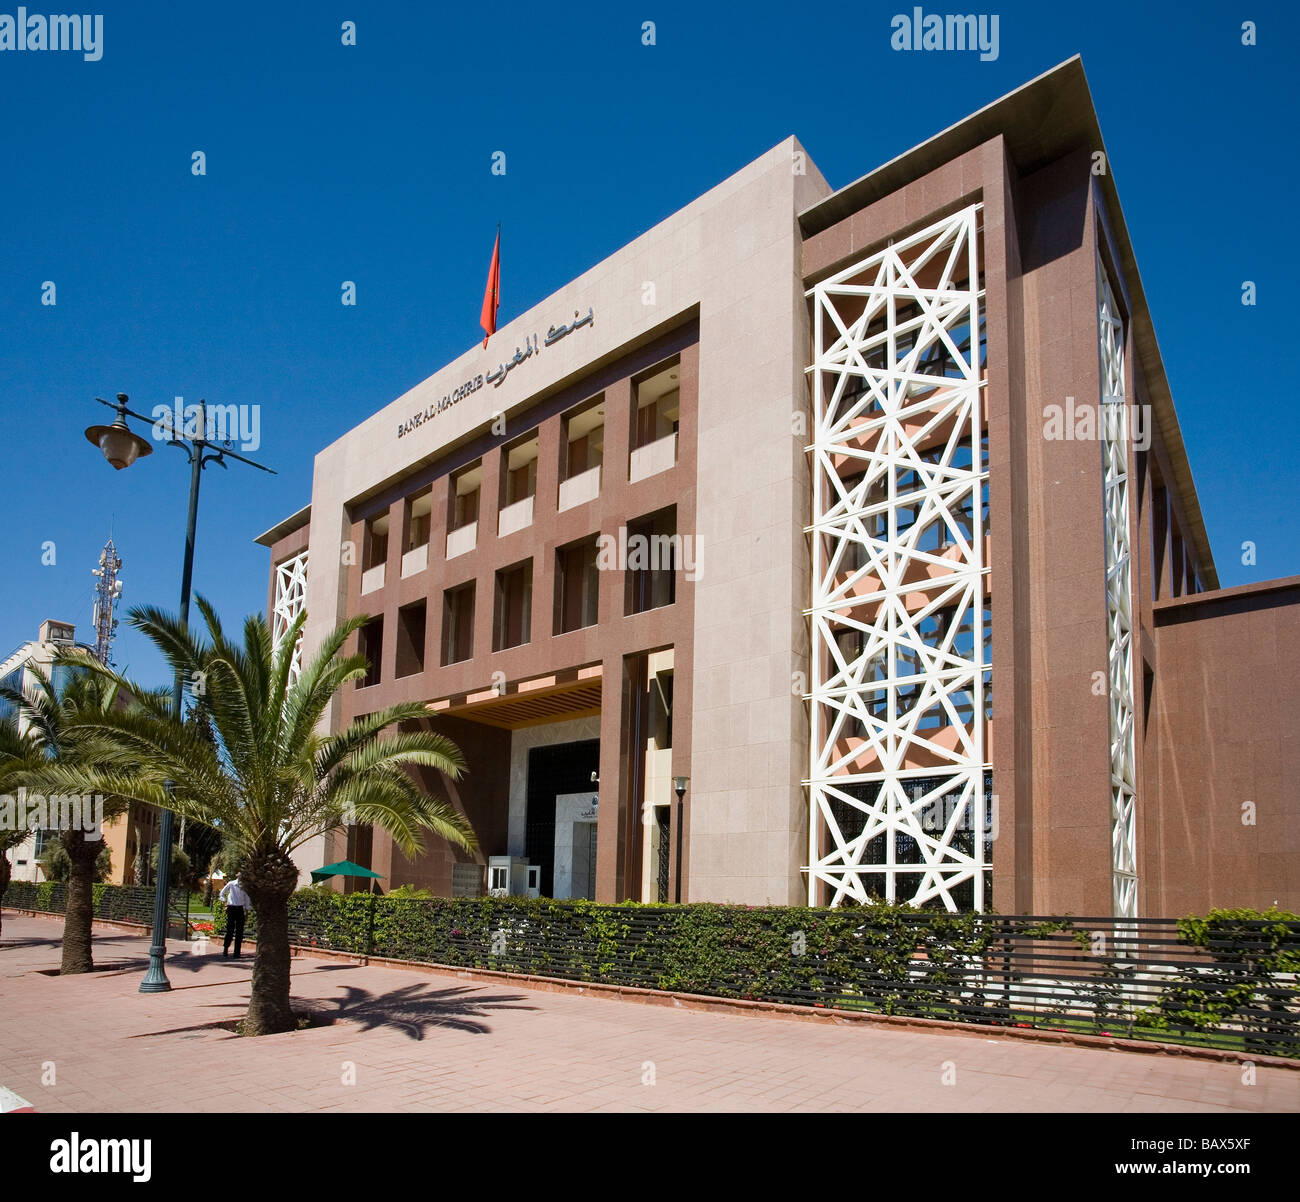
left=480, top=226, right=500, bottom=348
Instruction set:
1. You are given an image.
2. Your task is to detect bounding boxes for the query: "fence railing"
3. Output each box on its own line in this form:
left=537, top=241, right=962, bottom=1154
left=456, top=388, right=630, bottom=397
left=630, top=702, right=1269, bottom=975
left=5, top=880, right=186, bottom=933
left=217, top=895, right=1300, bottom=1059
left=10, top=883, right=1297, bottom=1058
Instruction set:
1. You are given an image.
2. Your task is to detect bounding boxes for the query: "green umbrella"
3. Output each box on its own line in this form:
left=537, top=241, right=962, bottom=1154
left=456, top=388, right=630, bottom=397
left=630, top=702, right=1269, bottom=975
left=310, top=860, right=385, bottom=957
left=310, top=859, right=383, bottom=884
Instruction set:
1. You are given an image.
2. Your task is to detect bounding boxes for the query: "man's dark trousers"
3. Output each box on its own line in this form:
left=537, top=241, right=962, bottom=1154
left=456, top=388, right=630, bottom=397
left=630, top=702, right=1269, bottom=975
left=223, top=905, right=246, bottom=957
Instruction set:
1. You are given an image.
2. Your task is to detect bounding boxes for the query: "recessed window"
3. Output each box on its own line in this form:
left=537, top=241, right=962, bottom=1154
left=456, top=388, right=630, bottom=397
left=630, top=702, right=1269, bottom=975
left=363, top=514, right=389, bottom=571
left=651, top=669, right=673, bottom=749
left=493, top=561, right=532, bottom=651
left=563, top=397, right=605, bottom=481
left=631, top=360, right=680, bottom=452
left=396, top=601, right=426, bottom=678
left=502, top=435, right=539, bottom=507
left=358, top=617, right=384, bottom=688
left=406, top=487, right=432, bottom=551
left=441, top=582, right=476, bottom=666
left=449, top=463, right=481, bottom=531
left=555, top=535, right=600, bottom=634
left=625, top=507, right=677, bottom=615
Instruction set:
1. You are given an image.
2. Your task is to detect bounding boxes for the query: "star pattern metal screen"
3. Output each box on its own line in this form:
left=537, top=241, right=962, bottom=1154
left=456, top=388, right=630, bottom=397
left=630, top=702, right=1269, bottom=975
left=272, top=550, right=308, bottom=684
left=805, top=206, right=991, bottom=910
left=1098, top=262, right=1138, bottom=920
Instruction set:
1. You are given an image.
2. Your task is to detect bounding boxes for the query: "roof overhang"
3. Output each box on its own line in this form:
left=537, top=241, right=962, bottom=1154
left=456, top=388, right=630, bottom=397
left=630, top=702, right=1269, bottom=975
left=800, top=56, right=1217, bottom=588
left=255, top=504, right=311, bottom=548
left=428, top=668, right=603, bottom=730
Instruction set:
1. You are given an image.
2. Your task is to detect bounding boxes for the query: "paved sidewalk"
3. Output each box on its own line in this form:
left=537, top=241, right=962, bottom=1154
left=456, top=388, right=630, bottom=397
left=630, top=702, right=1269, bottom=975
left=1, top=915, right=1295, bottom=1113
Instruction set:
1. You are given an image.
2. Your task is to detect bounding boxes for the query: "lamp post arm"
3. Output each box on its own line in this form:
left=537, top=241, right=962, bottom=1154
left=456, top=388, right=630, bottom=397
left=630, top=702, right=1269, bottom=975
left=94, top=394, right=156, bottom=428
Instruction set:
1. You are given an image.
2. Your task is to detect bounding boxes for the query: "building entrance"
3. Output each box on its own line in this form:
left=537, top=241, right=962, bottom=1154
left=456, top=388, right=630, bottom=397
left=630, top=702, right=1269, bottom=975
left=524, top=739, right=600, bottom=897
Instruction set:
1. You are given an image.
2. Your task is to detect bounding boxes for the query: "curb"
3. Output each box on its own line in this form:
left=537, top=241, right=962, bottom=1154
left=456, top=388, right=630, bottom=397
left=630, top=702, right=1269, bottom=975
left=284, top=942, right=1300, bottom=1072
left=6, top=909, right=154, bottom=938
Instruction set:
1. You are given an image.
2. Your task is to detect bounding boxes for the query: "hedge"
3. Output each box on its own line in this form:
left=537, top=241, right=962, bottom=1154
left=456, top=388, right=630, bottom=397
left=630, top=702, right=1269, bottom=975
left=6, top=880, right=165, bottom=927
left=11, top=882, right=1298, bottom=1056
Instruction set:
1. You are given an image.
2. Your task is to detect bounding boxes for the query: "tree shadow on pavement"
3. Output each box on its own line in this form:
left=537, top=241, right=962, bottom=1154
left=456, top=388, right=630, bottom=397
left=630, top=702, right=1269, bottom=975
left=315, top=981, right=538, bottom=1040
left=0, top=936, right=62, bottom=951
left=128, top=1004, right=252, bottom=1039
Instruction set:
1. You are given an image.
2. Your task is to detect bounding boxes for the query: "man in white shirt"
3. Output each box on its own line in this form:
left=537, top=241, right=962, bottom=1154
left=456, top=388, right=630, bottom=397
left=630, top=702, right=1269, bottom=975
left=218, top=876, right=250, bottom=958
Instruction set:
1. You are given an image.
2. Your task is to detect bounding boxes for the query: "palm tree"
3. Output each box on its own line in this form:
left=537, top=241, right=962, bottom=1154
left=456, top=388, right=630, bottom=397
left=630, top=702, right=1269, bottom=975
left=52, top=599, right=475, bottom=1034
left=0, top=713, right=42, bottom=937
left=0, top=667, right=132, bottom=971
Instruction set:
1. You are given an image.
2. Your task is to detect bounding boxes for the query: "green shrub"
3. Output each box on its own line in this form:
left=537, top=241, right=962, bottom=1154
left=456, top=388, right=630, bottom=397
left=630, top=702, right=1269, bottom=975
left=1134, top=906, right=1300, bottom=1050
left=5, top=880, right=1296, bottom=1057
left=386, top=885, right=433, bottom=900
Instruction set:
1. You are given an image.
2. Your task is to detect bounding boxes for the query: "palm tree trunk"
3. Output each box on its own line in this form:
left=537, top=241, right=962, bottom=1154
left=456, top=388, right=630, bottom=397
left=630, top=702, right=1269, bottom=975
left=242, top=849, right=300, bottom=1035
left=61, top=833, right=98, bottom=974
left=244, top=892, right=295, bottom=1034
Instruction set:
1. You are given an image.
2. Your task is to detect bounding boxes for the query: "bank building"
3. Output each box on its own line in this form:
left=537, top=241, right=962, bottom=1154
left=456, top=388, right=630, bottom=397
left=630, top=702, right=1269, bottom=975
left=257, top=58, right=1300, bottom=918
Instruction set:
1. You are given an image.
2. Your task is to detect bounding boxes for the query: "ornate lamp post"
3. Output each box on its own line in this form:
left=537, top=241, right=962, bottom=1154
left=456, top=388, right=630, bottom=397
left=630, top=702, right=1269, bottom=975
left=673, top=776, right=688, bottom=903
left=85, top=394, right=275, bottom=993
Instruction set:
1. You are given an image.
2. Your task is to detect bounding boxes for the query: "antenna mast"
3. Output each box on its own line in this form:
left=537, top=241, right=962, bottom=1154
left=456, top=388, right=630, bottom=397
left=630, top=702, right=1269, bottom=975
left=91, top=536, right=124, bottom=666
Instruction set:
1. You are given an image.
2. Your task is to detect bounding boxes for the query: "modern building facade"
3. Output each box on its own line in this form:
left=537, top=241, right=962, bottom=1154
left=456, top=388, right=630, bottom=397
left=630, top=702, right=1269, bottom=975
left=258, top=58, right=1298, bottom=918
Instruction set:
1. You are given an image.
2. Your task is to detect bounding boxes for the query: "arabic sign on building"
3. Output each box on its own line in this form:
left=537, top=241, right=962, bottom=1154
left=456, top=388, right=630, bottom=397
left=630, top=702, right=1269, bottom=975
left=396, top=307, right=594, bottom=439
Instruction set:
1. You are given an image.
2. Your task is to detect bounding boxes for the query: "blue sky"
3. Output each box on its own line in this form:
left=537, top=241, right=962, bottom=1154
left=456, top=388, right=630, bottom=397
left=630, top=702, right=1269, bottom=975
left=0, top=0, right=1295, bottom=687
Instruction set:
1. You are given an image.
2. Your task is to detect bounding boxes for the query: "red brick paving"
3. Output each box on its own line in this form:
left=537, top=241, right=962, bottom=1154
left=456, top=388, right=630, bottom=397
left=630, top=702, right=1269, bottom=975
left=1, top=914, right=1296, bottom=1113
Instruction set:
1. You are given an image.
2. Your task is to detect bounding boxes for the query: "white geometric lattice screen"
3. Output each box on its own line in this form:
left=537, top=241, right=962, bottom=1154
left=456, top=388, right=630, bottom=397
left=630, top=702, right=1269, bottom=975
left=272, top=550, right=308, bottom=684
left=805, top=205, right=992, bottom=911
left=1098, top=262, right=1138, bottom=919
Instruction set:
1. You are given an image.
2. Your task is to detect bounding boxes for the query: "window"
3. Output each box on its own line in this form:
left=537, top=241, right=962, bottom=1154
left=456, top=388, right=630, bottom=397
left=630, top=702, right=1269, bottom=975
left=493, top=561, right=533, bottom=651
left=441, top=582, right=476, bottom=666
left=555, top=535, right=600, bottom=633
left=502, top=436, right=539, bottom=507
left=1171, top=524, right=1186, bottom=597
left=625, top=507, right=677, bottom=615
left=833, top=468, right=877, bottom=568
left=651, top=670, right=673, bottom=749
left=449, top=463, right=481, bottom=531
left=363, top=514, right=388, bottom=571
left=406, top=486, right=432, bottom=551
left=1150, top=479, right=1169, bottom=600
left=831, top=626, right=869, bottom=739
left=562, top=397, right=605, bottom=480
left=631, top=360, right=680, bottom=453
left=396, top=601, right=426, bottom=678
left=358, top=617, right=384, bottom=687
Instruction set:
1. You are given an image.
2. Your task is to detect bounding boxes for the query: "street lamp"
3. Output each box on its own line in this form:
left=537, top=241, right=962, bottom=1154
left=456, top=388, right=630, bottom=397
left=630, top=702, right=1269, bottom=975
left=85, top=393, right=275, bottom=993
left=673, top=776, right=688, bottom=904
left=85, top=395, right=153, bottom=470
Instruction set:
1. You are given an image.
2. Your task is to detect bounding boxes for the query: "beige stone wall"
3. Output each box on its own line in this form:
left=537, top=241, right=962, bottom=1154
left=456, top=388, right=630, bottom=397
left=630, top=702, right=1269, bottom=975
left=296, top=139, right=830, bottom=906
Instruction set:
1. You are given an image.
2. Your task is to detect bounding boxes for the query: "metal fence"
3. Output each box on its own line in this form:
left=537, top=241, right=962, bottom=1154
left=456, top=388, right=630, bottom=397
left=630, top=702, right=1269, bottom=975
left=4, top=880, right=190, bottom=934
left=256, top=899, right=1299, bottom=1058
left=12, top=882, right=1297, bottom=1058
